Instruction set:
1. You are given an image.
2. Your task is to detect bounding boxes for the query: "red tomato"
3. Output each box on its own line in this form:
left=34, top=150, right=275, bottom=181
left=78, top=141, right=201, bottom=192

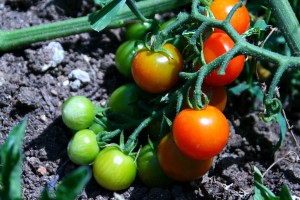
left=157, top=133, right=214, bottom=181
left=200, top=33, right=245, bottom=86
left=131, top=43, right=183, bottom=94
left=173, top=106, right=230, bottom=160
left=210, top=0, right=250, bottom=34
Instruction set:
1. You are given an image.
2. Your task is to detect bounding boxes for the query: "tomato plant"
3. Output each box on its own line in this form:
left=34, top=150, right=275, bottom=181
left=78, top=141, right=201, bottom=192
left=115, top=40, right=145, bottom=79
left=137, top=144, right=173, bottom=187
left=200, top=33, right=245, bottom=86
left=157, top=133, right=214, bottom=181
left=67, top=129, right=99, bottom=165
left=62, top=96, right=95, bottom=131
left=173, top=106, right=230, bottom=160
left=109, top=83, right=141, bottom=119
left=132, top=43, right=183, bottom=94
left=93, top=146, right=137, bottom=191
left=210, top=0, right=250, bottom=34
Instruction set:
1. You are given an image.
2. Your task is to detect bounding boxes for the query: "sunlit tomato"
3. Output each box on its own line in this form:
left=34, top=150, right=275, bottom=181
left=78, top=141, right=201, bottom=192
left=115, top=40, right=145, bottom=79
left=62, top=96, right=95, bottom=131
left=109, top=83, right=141, bottom=119
left=157, top=133, right=214, bottom=181
left=187, top=85, right=227, bottom=112
left=210, top=0, right=250, bottom=34
left=200, top=33, right=245, bottom=86
left=173, top=106, right=230, bottom=160
left=137, top=144, right=173, bottom=187
left=132, top=43, right=183, bottom=94
left=93, top=146, right=137, bottom=191
left=67, top=129, right=99, bottom=165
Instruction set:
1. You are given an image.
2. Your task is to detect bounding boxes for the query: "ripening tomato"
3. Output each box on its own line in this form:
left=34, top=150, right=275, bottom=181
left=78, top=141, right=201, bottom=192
left=157, top=133, right=214, bottom=181
left=93, top=146, right=137, bottom=191
left=173, top=106, right=230, bottom=160
left=200, top=33, right=245, bottom=86
left=137, top=144, right=173, bottom=187
left=210, top=0, right=250, bottom=34
left=187, top=85, right=227, bottom=112
left=132, top=43, right=183, bottom=94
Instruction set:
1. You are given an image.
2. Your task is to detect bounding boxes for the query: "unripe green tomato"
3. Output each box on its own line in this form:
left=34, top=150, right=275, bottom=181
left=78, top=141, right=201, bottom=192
left=93, top=146, right=137, bottom=191
left=137, top=144, right=173, bottom=187
left=109, top=83, right=141, bottom=119
left=115, top=40, right=144, bottom=79
left=67, top=129, right=99, bottom=165
left=125, top=22, right=152, bottom=40
left=62, top=96, right=95, bottom=131
left=89, top=122, right=105, bottom=135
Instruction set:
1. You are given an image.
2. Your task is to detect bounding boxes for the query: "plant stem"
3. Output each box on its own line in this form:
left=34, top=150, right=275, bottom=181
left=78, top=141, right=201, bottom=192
left=267, top=0, right=300, bottom=56
left=0, top=0, right=191, bottom=52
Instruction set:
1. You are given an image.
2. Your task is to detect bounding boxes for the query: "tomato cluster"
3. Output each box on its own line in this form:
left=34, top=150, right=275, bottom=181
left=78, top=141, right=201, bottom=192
left=61, top=0, right=250, bottom=192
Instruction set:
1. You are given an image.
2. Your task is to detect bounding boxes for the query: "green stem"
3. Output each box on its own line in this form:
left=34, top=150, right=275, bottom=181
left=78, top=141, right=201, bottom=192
left=0, top=0, right=191, bottom=52
left=125, top=0, right=152, bottom=23
left=267, top=0, right=300, bottom=56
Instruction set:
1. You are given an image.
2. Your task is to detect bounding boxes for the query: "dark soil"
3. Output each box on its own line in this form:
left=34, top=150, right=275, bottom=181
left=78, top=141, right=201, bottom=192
left=0, top=1, right=299, bottom=199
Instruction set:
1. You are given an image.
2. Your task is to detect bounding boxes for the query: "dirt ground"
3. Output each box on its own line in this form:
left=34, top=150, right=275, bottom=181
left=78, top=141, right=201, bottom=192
left=0, top=0, right=299, bottom=199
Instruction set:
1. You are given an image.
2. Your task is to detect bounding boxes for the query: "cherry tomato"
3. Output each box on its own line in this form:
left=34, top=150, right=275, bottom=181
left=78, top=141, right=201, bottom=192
left=157, top=133, right=214, bottom=181
left=125, top=22, right=153, bottom=40
left=115, top=40, right=145, bottom=79
left=93, top=146, right=137, bottom=191
left=210, top=0, right=250, bottom=34
left=132, top=43, right=183, bottom=94
left=188, top=85, right=227, bottom=112
left=137, top=144, right=173, bottom=187
left=62, top=96, right=95, bottom=130
left=67, top=129, right=99, bottom=165
left=200, top=33, right=245, bottom=86
left=173, top=106, right=230, bottom=160
left=109, top=83, right=141, bottom=119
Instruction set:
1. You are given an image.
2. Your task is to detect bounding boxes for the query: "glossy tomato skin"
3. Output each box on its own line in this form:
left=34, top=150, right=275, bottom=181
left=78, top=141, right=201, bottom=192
left=109, top=83, right=141, bottom=119
left=210, top=0, right=250, bottom=34
left=132, top=43, right=183, bottom=94
left=115, top=40, right=145, bottom=79
left=173, top=106, right=230, bottom=160
left=157, top=133, right=214, bottom=181
left=62, top=96, right=95, bottom=131
left=137, top=144, right=173, bottom=187
left=125, top=22, right=153, bottom=40
left=201, top=33, right=245, bottom=86
left=67, top=129, right=99, bottom=165
left=93, top=146, right=137, bottom=191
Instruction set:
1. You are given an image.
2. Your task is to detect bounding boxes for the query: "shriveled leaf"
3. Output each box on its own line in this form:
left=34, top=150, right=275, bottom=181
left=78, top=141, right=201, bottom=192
left=55, top=166, right=92, bottom=200
left=88, top=0, right=126, bottom=31
left=0, top=119, right=27, bottom=200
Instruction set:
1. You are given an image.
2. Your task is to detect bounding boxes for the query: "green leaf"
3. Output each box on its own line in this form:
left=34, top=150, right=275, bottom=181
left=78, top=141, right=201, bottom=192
left=253, top=166, right=279, bottom=200
left=228, top=82, right=249, bottom=95
left=55, top=166, right=92, bottom=200
left=0, top=119, right=27, bottom=200
left=279, top=185, right=293, bottom=200
left=273, top=112, right=287, bottom=153
left=254, top=19, right=268, bottom=31
left=88, top=0, right=126, bottom=31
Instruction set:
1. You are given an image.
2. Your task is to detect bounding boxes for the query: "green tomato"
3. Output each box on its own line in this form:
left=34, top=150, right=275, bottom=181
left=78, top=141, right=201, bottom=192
left=125, top=22, right=153, bottom=40
left=62, top=96, right=95, bottom=130
left=137, top=144, right=173, bottom=187
left=109, top=83, right=141, bottom=119
left=93, top=146, right=137, bottom=191
left=115, top=40, right=144, bottom=79
left=67, top=129, right=99, bottom=165
left=89, top=122, right=105, bottom=135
